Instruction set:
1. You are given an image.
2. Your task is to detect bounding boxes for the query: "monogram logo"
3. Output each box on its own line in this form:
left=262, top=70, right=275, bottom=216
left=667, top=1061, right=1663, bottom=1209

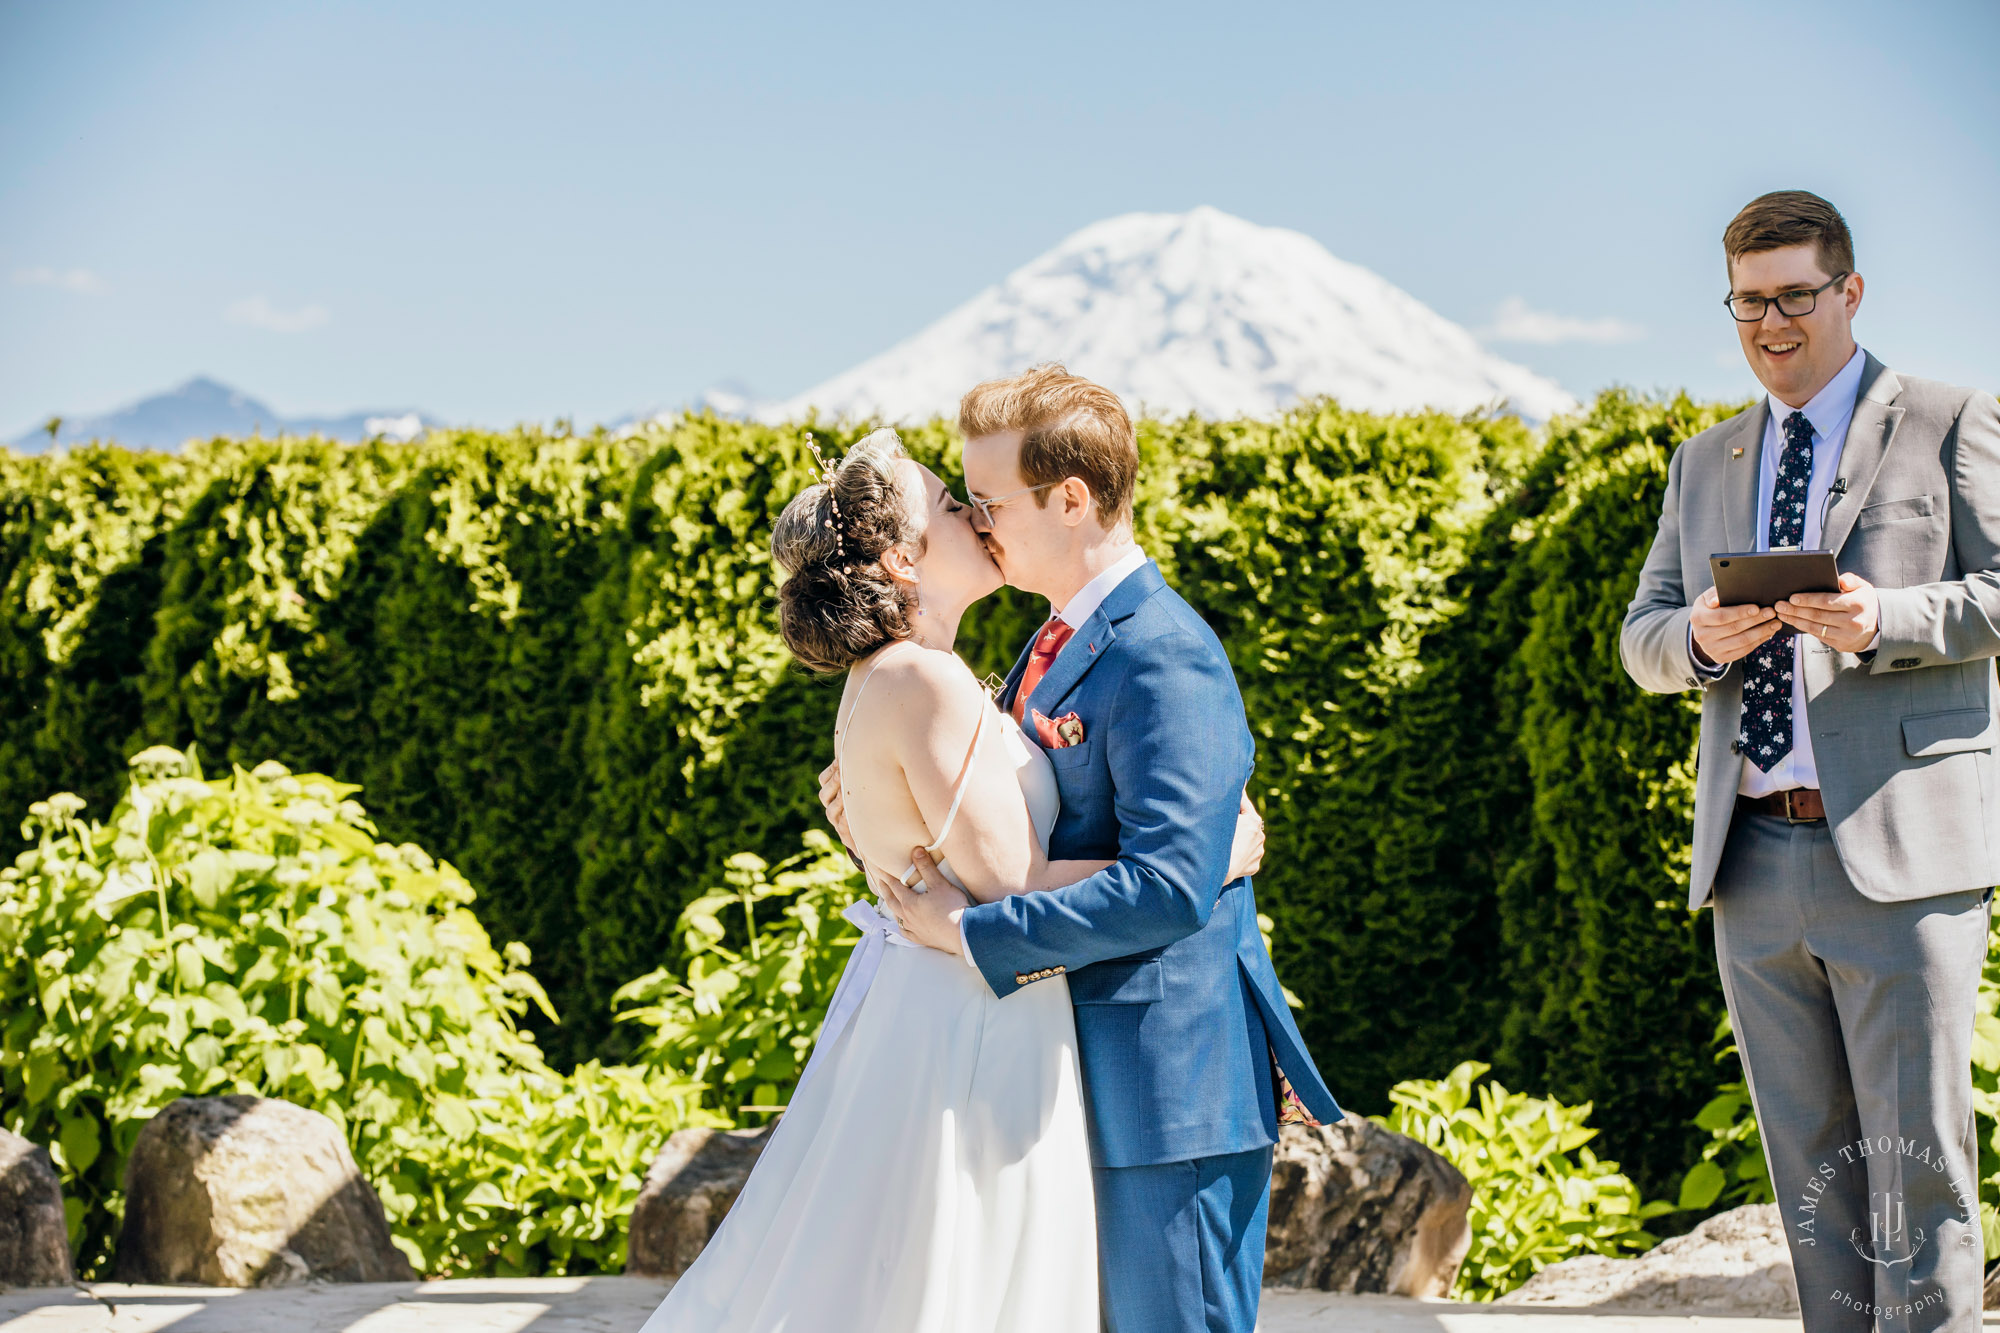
left=1854, top=1190, right=1926, bottom=1268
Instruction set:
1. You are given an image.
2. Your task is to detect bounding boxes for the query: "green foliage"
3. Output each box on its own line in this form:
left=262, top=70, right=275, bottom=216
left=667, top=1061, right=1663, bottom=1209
left=1378, top=1060, right=1677, bottom=1301
left=1149, top=406, right=1539, bottom=1115
left=613, top=832, right=867, bottom=1121
left=0, top=746, right=718, bottom=1277
left=0, top=392, right=1765, bottom=1196
left=1976, top=922, right=2000, bottom=1258
left=1480, top=392, right=1752, bottom=1193
left=1677, top=1013, right=1773, bottom=1214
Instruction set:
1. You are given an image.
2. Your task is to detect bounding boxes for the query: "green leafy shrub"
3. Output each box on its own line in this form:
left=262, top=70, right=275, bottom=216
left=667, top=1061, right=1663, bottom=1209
left=0, top=745, right=719, bottom=1277
left=1975, top=925, right=2000, bottom=1257
left=1676, top=1013, right=1772, bottom=1214
left=613, top=832, right=867, bottom=1121
left=1378, top=1060, right=1676, bottom=1300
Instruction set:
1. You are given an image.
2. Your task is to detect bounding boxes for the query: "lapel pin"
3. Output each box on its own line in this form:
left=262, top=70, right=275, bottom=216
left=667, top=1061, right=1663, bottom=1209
left=1732, top=447, right=1744, bottom=458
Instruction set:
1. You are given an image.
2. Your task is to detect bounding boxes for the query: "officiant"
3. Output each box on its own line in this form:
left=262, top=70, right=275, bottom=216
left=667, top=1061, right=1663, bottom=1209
left=1620, top=189, right=2000, bottom=1333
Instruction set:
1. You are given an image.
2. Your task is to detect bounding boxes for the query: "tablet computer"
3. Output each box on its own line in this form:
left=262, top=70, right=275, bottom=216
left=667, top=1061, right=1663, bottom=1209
left=1708, top=549, right=1841, bottom=608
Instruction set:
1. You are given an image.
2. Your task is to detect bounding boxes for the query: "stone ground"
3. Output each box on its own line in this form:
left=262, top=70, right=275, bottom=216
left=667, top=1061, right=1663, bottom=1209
left=10, top=1278, right=1979, bottom=1332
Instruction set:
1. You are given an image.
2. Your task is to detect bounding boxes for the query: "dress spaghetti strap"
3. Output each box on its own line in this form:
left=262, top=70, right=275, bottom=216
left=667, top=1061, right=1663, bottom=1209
left=833, top=642, right=991, bottom=886
left=914, top=704, right=988, bottom=855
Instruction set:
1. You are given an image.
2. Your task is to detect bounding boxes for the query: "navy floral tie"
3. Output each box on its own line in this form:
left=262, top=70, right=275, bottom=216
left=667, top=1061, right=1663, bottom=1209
left=1739, top=410, right=1815, bottom=771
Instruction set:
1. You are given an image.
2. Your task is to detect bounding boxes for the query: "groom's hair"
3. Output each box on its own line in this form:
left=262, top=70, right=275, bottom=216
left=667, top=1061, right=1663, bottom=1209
left=959, top=365, right=1136, bottom=526
left=1723, top=190, right=1854, bottom=280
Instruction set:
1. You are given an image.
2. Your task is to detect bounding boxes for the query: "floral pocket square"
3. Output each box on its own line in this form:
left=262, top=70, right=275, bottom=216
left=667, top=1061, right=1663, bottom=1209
left=1031, top=710, right=1086, bottom=749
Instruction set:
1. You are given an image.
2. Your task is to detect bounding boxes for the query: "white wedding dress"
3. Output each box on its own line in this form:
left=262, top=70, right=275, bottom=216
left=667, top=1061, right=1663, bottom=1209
left=638, top=647, right=1099, bottom=1332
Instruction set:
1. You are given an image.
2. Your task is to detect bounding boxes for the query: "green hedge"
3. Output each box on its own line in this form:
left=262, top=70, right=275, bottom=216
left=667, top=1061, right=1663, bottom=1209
left=0, top=745, right=718, bottom=1276
left=0, top=393, right=1742, bottom=1195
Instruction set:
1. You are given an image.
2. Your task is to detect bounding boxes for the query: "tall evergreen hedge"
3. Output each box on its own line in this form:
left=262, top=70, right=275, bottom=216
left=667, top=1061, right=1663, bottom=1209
left=0, top=393, right=1747, bottom=1194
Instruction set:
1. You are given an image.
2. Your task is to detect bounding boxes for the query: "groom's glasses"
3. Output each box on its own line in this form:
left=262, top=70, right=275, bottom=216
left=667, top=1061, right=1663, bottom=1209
left=1723, top=272, right=1849, bottom=323
left=964, top=480, right=1063, bottom=527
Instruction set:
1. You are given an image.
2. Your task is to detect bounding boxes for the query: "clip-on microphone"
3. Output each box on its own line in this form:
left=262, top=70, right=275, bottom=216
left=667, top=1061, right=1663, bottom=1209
left=1817, top=477, right=1849, bottom=539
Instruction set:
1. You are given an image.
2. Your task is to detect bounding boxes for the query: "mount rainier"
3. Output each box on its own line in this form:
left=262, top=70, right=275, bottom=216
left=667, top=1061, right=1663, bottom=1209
left=758, top=206, right=1576, bottom=425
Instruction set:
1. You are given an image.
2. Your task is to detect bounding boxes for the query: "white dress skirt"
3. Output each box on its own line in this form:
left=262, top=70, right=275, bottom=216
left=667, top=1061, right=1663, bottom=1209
left=639, top=689, right=1099, bottom=1332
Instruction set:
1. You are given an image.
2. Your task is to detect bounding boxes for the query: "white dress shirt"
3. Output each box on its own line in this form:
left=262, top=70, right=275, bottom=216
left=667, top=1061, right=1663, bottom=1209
left=959, top=546, right=1152, bottom=966
left=1690, top=346, right=1869, bottom=796
left=1054, top=544, right=1151, bottom=630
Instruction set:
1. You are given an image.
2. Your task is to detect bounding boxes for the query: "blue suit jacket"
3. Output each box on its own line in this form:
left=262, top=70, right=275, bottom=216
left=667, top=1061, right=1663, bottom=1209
left=961, top=561, right=1342, bottom=1168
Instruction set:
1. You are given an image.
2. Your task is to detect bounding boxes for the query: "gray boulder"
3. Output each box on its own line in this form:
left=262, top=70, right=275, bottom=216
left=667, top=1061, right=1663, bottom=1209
left=115, top=1095, right=413, bottom=1286
left=628, top=1124, right=775, bottom=1277
left=1508, top=1202, right=1798, bottom=1315
left=0, top=1128, right=74, bottom=1286
left=1264, top=1116, right=1472, bottom=1298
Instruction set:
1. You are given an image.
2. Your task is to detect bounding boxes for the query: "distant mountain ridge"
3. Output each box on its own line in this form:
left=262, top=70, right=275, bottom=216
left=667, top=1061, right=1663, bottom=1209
left=760, top=206, right=1577, bottom=425
left=11, top=377, right=437, bottom=453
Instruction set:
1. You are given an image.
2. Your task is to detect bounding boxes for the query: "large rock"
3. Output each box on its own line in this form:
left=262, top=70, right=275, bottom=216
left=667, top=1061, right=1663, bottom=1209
left=628, top=1125, right=775, bottom=1277
left=115, top=1096, right=414, bottom=1286
left=1508, top=1202, right=1798, bottom=1315
left=0, top=1128, right=74, bottom=1286
left=1264, top=1116, right=1471, bottom=1297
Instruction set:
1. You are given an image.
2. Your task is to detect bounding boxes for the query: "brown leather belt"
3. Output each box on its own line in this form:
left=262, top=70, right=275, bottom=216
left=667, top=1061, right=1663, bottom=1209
left=1737, top=789, right=1826, bottom=822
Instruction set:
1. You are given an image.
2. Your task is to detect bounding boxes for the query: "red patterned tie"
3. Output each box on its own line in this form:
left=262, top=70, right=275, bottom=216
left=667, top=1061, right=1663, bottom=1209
left=1011, top=617, right=1075, bottom=723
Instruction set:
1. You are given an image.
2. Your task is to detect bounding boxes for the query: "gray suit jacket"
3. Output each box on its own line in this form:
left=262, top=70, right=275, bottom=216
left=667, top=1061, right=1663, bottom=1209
left=1622, top=355, right=2000, bottom=909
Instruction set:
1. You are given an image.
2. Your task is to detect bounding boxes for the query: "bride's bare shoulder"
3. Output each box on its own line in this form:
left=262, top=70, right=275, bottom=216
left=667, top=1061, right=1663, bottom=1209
left=863, top=645, right=987, bottom=717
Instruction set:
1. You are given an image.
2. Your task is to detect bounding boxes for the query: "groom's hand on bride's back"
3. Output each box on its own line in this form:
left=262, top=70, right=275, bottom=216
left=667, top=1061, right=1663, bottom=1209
left=818, top=760, right=860, bottom=860
left=881, top=849, right=969, bottom=956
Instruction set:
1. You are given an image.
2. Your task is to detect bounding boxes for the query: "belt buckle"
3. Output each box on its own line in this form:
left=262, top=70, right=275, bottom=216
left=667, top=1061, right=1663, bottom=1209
left=1782, top=790, right=1810, bottom=824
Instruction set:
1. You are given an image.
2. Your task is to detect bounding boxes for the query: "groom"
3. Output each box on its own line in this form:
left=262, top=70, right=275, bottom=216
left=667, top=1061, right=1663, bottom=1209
left=877, top=365, right=1341, bottom=1333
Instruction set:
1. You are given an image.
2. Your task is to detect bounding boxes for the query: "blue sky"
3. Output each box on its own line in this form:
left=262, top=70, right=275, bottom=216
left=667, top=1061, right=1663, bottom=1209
left=3, top=0, right=1995, bottom=437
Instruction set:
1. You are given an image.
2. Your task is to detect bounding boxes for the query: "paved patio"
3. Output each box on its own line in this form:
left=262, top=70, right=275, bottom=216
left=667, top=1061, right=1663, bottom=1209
left=0, top=1277, right=1886, bottom=1332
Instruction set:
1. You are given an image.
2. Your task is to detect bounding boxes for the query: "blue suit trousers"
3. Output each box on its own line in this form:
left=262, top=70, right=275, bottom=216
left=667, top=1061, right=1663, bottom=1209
left=1094, top=1145, right=1274, bottom=1333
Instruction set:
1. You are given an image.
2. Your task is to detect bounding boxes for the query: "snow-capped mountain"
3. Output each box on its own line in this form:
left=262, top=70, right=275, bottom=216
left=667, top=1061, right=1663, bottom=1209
left=11, top=377, right=439, bottom=453
left=764, top=206, right=1576, bottom=425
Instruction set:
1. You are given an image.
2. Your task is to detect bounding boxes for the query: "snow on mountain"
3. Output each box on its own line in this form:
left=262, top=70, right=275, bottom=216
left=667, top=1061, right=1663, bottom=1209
left=11, top=377, right=440, bottom=452
left=763, top=206, right=1577, bottom=425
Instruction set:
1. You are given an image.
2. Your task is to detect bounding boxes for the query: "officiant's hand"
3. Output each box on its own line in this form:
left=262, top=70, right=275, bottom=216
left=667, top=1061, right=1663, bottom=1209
left=817, top=760, right=859, bottom=861
left=1776, top=573, right=1880, bottom=653
left=1690, top=587, right=1782, bottom=666
left=879, top=847, right=968, bottom=956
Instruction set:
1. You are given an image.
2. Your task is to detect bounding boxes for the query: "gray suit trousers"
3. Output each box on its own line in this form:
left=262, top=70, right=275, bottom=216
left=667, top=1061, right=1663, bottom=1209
left=1713, top=812, right=1989, bottom=1333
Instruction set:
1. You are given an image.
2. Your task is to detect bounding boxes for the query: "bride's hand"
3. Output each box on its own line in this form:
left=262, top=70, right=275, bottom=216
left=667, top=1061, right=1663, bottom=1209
left=818, top=760, right=858, bottom=858
left=1227, top=790, right=1264, bottom=881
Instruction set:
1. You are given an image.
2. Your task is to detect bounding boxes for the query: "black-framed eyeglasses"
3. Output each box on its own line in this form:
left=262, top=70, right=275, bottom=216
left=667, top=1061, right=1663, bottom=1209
left=964, top=479, right=1063, bottom=526
left=1723, top=272, right=1849, bottom=323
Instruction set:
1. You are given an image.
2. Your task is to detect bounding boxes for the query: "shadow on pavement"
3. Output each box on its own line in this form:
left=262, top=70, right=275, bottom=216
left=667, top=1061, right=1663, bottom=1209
left=0, top=1280, right=1839, bottom=1332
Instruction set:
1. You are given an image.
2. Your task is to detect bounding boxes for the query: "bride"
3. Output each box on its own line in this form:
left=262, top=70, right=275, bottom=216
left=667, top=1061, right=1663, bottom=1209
left=638, top=429, right=1263, bottom=1331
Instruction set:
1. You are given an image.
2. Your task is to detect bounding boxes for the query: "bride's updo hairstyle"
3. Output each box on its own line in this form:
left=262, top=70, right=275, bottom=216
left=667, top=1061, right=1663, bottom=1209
left=771, top=428, right=927, bottom=674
